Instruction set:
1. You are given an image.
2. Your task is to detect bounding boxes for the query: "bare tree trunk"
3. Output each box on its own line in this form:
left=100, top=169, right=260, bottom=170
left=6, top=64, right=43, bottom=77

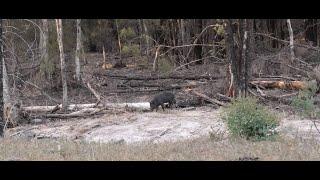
left=225, top=19, right=237, bottom=97
left=180, top=19, right=187, bottom=59
left=115, top=19, right=122, bottom=59
left=0, top=19, right=3, bottom=137
left=39, top=19, right=50, bottom=80
left=153, top=46, right=161, bottom=72
left=103, top=45, right=106, bottom=67
left=55, top=19, right=68, bottom=110
left=138, top=19, right=144, bottom=55
left=75, top=19, right=81, bottom=82
left=305, top=19, right=318, bottom=46
left=2, top=52, right=10, bottom=106
left=142, top=19, right=150, bottom=57
left=245, top=19, right=254, bottom=97
left=239, top=19, right=248, bottom=97
left=287, top=19, right=295, bottom=63
left=194, top=19, right=203, bottom=64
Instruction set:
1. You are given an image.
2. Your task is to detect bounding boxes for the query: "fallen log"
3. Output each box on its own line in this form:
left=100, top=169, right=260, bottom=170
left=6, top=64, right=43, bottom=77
left=117, top=82, right=200, bottom=89
left=114, top=83, right=198, bottom=93
left=21, top=103, right=100, bottom=112
left=108, top=88, right=177, bottom=94
left=252, top=75, right=298, bottom=81
left=98, top=73, right=224, bottom=81
left=21, top=102, right=151, bottom=113
left=250, top=80, right=308, bottom=90
left=188, top=90, right=226, bottom=106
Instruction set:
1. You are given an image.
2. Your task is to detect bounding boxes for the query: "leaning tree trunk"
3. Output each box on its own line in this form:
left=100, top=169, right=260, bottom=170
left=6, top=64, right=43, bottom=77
left=55, top=19, right=68, bottom=110
left=75, top=19, right=81, bottom=82
left=0, top=19, right=3, bottom=137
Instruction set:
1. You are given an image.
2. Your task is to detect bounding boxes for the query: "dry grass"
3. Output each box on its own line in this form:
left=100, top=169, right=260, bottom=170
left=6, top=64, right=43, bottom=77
left=1, top=135, right=320, bottom=161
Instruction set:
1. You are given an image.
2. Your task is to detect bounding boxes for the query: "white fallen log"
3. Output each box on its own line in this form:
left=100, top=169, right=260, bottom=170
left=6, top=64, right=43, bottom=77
left=21, top=102, right=151, bottom=113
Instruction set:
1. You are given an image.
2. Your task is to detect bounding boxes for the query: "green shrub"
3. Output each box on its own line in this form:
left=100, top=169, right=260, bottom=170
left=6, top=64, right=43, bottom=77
left=121, top=44, right=140, bottom=57
left=291, top=80, right=319, bottom=118
left=223, top=97, right=279, bottom=141
left=158, top=57, right=174, bottom=73
left=119, top=27, right=136, bottom=42
left=291, top=91, right=315, bottom=117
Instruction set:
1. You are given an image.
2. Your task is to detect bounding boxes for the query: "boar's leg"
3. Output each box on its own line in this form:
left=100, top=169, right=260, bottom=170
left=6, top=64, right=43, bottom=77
left=161, top=104, right=165, bottom=111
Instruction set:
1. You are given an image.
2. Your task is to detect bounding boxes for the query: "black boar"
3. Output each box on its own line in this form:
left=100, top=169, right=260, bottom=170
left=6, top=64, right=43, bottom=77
left=150, top=92, right=176, bottom=111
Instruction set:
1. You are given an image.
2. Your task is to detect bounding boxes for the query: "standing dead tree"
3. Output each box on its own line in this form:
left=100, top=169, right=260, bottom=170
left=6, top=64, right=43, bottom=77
left=226, top=19, right=237, bottom=97
left=75, top=19, right=82, bottom=82
left=225, top=19, right=252, bottom=98
left=287, top=19, right=295, bottom=63
left=39, top=19, right=50, bottom=80
left=0, top=19, right=3, bottom=137
left=55, top=19, right=68, bottom=110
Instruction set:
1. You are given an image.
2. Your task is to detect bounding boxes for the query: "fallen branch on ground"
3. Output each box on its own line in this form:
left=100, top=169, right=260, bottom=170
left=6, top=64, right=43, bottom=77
left=252, top=88, right=293, bottom=104
left=188, top=89, right=226, bottom=106
left=9, top=127, right=38, bottom=137
left=216, top=93, right=232, bottom=102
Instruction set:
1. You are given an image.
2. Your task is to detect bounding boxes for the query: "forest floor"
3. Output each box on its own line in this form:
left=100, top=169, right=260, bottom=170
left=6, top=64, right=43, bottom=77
left=3, top=52, right=320, bottom=160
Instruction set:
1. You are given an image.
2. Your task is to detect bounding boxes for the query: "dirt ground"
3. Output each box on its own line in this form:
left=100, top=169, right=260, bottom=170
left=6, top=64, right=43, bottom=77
left=9, top=52, right=320, bottom=145
left=6, top=106, right=320, bottom=145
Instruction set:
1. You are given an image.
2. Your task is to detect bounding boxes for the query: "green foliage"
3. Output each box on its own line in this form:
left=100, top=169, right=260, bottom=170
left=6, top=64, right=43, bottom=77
left=121, top=44, right=140, bottom=57
left=222, top=97, right=279, bottom=141
left=213, top=24, right=225, bottom=36
left=158, top=57, right=174, bottom=73
left=119, top=27, right=136, bottom=42
left=291, top=81, right=319, bottom=118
